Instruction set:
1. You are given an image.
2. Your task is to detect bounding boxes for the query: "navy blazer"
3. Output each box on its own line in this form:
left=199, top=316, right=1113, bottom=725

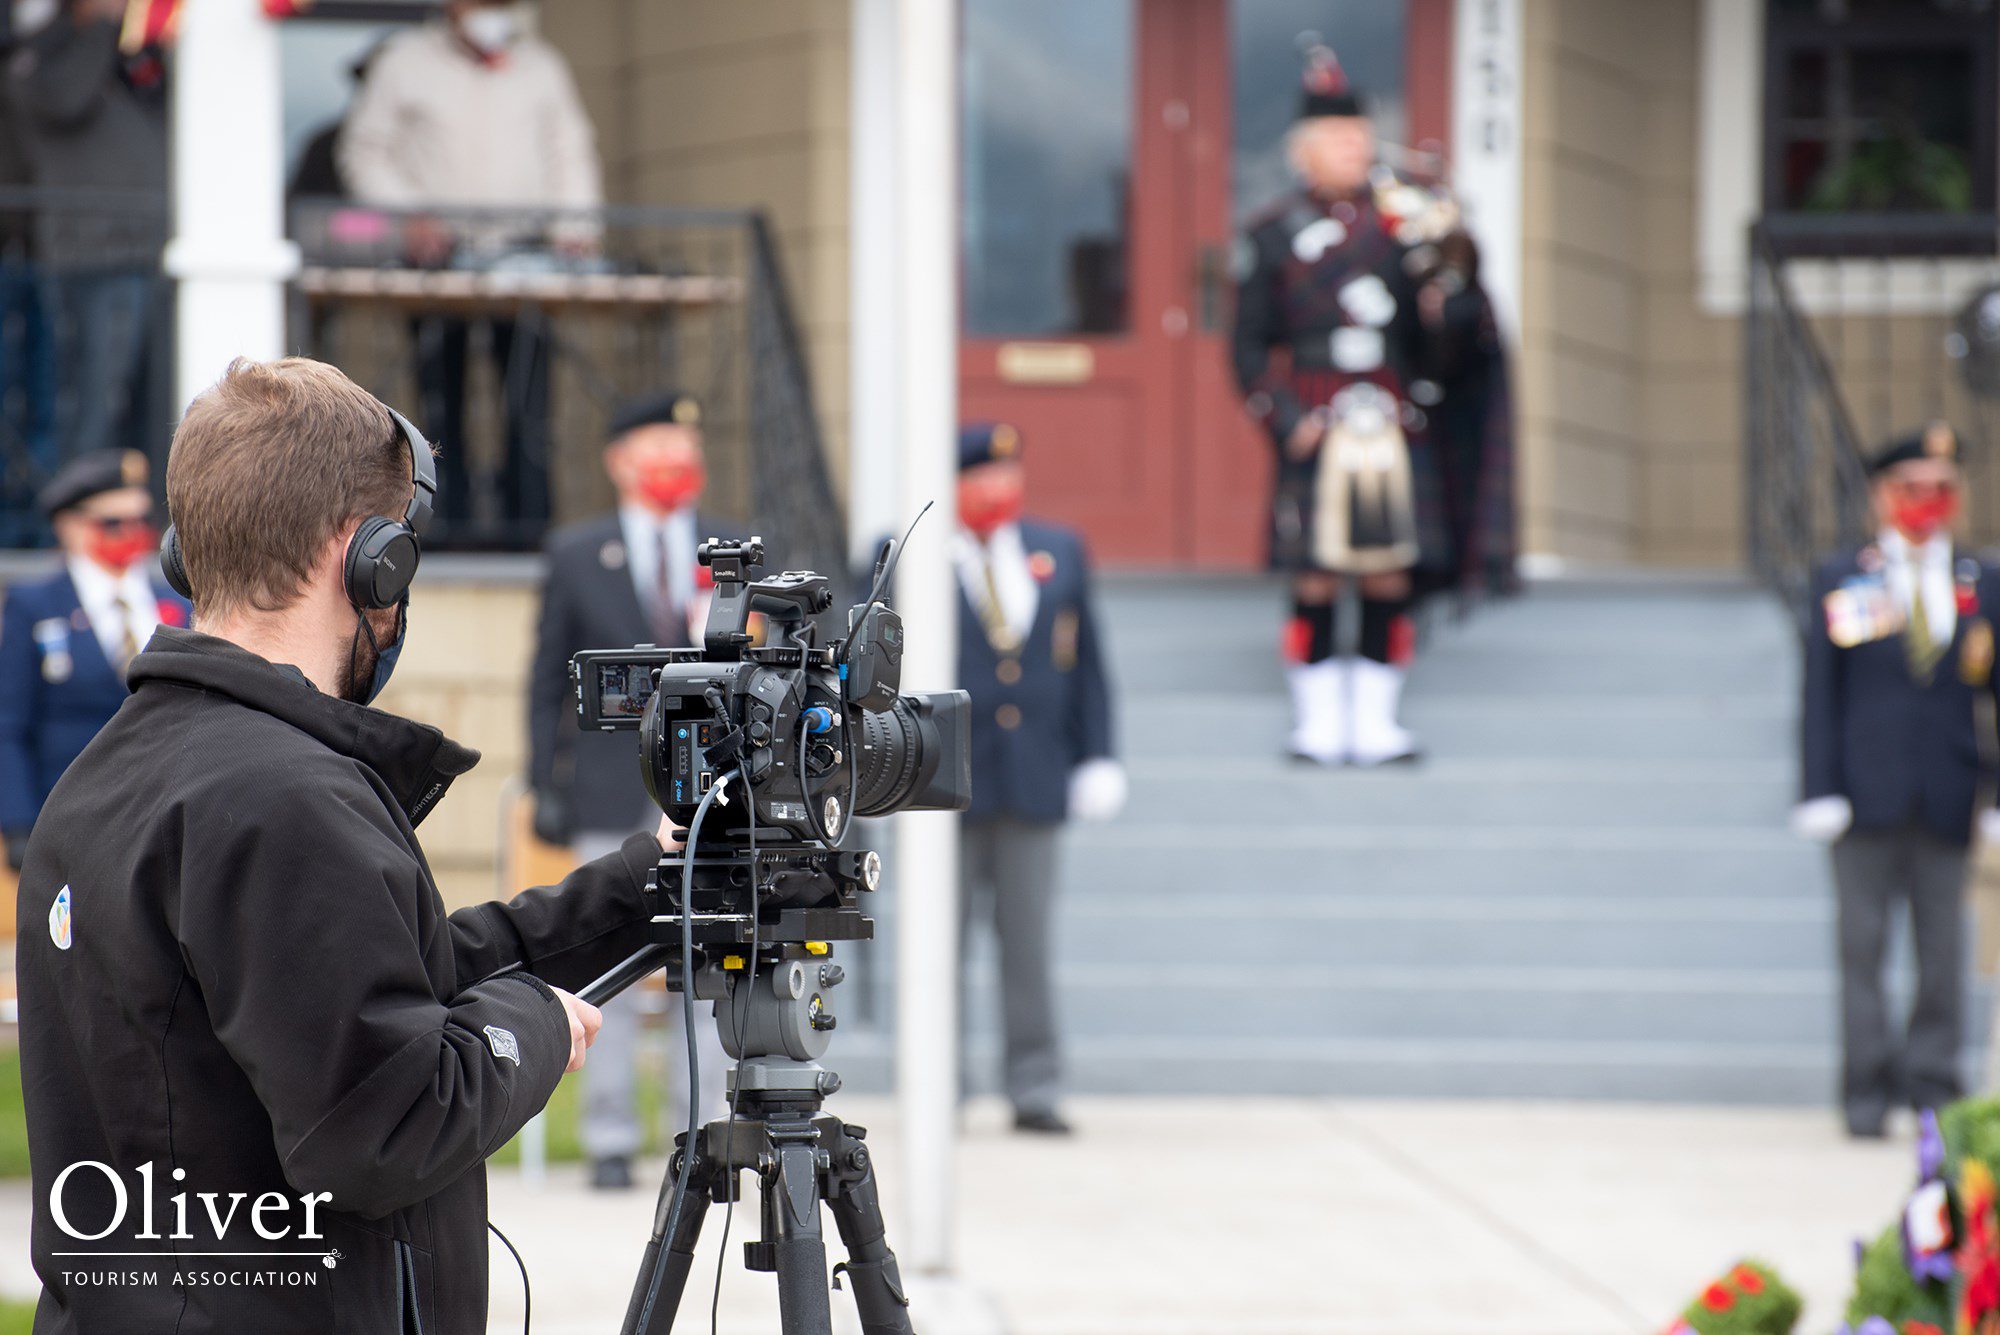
left=529, top=510, right=730, bottom=837
left=0, top=563, right=189, bottom=833
left=957, top=519, right=1115, bottom=824
left=1801, top=542, right=2000, bottom=844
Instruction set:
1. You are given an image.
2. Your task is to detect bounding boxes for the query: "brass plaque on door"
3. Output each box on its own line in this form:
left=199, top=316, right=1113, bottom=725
left=996, top=342, right=1095, bottom=385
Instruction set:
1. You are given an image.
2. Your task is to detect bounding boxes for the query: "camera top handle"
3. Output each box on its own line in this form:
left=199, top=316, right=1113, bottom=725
left=698, top=536, right=836, bottom=658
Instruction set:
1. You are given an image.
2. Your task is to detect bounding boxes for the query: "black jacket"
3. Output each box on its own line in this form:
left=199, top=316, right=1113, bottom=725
left=529, top=510, right=727, bottom=840
left=1802, top=543, right=2000, bottom=844
left=17, top=627, right=659, bottom=1334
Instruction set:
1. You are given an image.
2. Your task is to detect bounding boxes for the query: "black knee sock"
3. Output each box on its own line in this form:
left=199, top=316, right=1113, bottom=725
left=1285, top=597, right=1338, bottom=665
left=1358, top=597, right=1414, bottom=666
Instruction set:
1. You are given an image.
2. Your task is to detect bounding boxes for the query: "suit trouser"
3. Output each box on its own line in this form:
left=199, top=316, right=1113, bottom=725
left=1829, top=824, right=1969, bottom=1123
left=574, top=828, right=729, bottom=1160
left=960, top=817, right=1063, bottom=1116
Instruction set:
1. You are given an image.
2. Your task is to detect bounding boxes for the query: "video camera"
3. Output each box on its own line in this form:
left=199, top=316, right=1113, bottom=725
left=569, top=535, right=969, bottom=946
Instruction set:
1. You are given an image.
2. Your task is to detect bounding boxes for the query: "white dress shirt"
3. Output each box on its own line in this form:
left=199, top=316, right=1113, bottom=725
left=953, top=522, right=1038, bottom=646
left=620, top=504, right=697, bottom=639
left=1880, top=528, right=1955, bottom=644
left=67, top=556, right=160, bottom=666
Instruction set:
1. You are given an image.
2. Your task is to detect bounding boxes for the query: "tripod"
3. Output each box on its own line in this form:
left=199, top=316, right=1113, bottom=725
left=582, top=944, right=916, bottom=1335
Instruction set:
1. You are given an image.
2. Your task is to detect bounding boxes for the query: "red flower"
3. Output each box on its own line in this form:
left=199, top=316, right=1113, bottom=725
left=1701, top=1283, right=1735, bottom=1313
left=156, top=599, right=186, bottom=628
left=695, top=565, right=714, bottom=591
left=1960, top=586, right=1980, bottom=616
left=1904, top=1322, right=1945, bottom=1335
left=1028, top=551, right=1057, bottom=583
left=1730, top=1265, right=1765, bottom=1295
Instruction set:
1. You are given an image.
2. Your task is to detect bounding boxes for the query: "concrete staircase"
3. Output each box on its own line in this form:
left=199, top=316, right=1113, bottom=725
left=840, top=573, right=1977, bottom=1104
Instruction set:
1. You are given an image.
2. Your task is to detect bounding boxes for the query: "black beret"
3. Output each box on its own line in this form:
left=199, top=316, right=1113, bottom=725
left=1298, top=42, right=1366, bottom=121
left=1868, top=421, right=1961, bottom=476
left=606, top=391, right=702, bottom=443
left=39, top=449, right=150, bottom=518
left=958, top=422, right=1023, bottom=473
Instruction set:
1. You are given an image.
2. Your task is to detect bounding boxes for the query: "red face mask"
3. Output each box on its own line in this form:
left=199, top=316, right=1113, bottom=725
left=958, top=476, right=1024, bottom=540
left=636, top=459, right=705, bottom=513
left=1891, top=491, right=1959, bottom=541
left=88, top=522, right=157, bottom=573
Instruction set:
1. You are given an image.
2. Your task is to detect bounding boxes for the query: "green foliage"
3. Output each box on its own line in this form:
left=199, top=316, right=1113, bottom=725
left=1846, top=1225, right=1953, bottom=1332
left=1941, top=1097, right=2000, bottom=1178
left=1805, top=135, right=1973, bottom=214
left=1680, top=1259, right=1803, bottom=1335
left=0, top=1298, right=33, bottom=1335
left=0, top=1049, right=27, bottom=1179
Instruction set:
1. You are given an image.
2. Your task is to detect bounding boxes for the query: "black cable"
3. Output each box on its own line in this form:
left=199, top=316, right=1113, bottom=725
left=633, top=775, right=726, bottom=1334
left=710, top=758, right=758, bottom=1335
left=487, top=1221, right=530, bottom=1335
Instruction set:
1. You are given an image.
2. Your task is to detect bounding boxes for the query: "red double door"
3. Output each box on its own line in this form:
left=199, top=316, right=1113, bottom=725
left=957, top=0, right=1451, bottom=569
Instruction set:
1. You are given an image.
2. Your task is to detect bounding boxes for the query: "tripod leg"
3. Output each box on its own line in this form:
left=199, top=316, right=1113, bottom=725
left=621, top=1140, right=719, bottom=1335
left=769, top=1140, right=835, bottom=1335
left=824, top=1126, right=915, bottom=1335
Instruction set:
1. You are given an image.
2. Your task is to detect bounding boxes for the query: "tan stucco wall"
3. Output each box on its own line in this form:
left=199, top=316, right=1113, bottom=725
left=542, top=1, right=853, bottom=498
left=1519, top=0, right=1741, bottom=566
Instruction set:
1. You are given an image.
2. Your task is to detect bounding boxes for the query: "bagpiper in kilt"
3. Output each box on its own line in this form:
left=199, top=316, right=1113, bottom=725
left=1231, top=39, right=1431, bottom=766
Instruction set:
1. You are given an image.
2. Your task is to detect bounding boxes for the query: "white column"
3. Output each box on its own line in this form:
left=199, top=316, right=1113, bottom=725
left=849, top=0, right=902, bottom=568
left=1451, top=0, right=1524, bottom=344
left=164, top=0, right=300, bottom=411
left=890, top=0, right=960, bottom=1278
left=1696, top=0, right=1764, bottom=314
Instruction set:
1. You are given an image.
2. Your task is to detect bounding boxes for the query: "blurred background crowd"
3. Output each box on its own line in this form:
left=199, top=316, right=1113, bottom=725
left=8, top=0, right=2000, bottom=1330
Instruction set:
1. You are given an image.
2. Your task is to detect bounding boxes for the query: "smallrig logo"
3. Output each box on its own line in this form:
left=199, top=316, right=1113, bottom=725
left=48, top=1161, right=337, bottom=1290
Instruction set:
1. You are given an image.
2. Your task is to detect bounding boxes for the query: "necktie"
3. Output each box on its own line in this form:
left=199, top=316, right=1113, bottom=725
left=115, top=592, right=142, bottom=673
left=1907, top=571, right=1945, bottom=679
left=980, top=555, right=1018, bottom=652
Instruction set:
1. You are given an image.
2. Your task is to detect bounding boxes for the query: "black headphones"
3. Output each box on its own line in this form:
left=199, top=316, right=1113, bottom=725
left=162, top=403, right=438, bottom=611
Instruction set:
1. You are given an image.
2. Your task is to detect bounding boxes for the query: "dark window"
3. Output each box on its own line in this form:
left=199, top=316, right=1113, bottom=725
left=1764, top=0, right=1997, bottom=227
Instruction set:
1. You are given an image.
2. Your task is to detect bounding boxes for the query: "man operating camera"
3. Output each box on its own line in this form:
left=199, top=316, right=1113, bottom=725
left=15, top=357, right=671, bottom=1334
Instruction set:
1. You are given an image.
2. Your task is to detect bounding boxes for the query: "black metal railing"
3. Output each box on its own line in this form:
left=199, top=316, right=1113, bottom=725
left=0, top=186, right=172, bottom=549
left=288, top=201, right=845, bottom=571
left=1747, top=213, right=2000, bottom=631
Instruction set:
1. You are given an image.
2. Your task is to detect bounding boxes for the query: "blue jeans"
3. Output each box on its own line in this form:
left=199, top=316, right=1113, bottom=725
left=0, top=260, right=58, bottom=546
left=45, top=266, right=158, bottom=466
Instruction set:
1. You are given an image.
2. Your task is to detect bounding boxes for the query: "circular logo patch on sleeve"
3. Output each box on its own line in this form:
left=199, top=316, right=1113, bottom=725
left=49, top=885, right=72, bottom=950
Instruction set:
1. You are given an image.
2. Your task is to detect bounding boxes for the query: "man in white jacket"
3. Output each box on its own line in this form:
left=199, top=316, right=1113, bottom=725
left=337, top=0, right=602, bottom=541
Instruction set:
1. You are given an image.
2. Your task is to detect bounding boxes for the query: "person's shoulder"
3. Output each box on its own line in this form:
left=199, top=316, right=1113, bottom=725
left=546, top=512, right=621, bottom=559
left=1018, top=519, right=1091, bottom=567
left=517, top=33, right=581, bottom=80
left=1813, top=546, right=1869, bottom=586
left=3, top=563, right=74, bottom=615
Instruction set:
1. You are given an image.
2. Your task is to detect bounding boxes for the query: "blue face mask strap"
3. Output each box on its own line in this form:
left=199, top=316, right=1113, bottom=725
left=346, top=594, right=409, bottom=705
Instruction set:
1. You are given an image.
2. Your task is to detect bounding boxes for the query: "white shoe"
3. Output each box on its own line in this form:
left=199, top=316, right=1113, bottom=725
left=1285, top=659, right=1349, bottom=764
left=1350, top=658, right=1420, bottom=765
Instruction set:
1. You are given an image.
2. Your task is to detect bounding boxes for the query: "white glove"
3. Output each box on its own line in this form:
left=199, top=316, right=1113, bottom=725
left=1066, top=759, right=1128, bottom=823
left=1790, top=795, right=1853, bottom=844
left=1979, top=808, right=2000, bottom=847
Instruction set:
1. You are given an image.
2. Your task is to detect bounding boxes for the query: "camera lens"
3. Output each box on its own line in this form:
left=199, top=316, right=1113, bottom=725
left=852, top=692, right=972, bottom=817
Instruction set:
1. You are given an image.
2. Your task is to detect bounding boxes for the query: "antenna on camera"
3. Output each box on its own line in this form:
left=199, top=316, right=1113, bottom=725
left=844, top=501, right=932, bottom=668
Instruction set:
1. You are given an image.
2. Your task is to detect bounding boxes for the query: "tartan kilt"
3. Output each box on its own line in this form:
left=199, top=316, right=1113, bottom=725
left=1265, top=367, right=1450, bottom=578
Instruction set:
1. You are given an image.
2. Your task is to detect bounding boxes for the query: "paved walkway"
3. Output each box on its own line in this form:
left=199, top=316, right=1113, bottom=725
left=0, top=1095, right=1915, bottom=1332
left=460, top=1095, right=1905, bottom=1334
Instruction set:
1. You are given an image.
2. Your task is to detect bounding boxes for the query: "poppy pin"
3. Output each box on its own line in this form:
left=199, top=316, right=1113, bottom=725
left=156, top=599, right=186, bottom=628
left=1028, top=551, right=1057, bottom=583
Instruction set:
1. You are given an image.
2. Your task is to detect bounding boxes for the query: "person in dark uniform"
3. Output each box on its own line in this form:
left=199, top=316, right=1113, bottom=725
left=954, top=422, right=1123, bottom=1135
left=1233, top=42, right=1430, bottom=767
left=0, top=448, right=187, bottom=869
left=528, top=390, right=727, bottom=1187
left=1407, top=229, right=1519, bottom=607
left=1794, top=423, right=2000, bottom=1138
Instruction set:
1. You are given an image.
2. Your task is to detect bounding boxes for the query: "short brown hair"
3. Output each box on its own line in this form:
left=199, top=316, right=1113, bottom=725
left=165, top=357, right=411, bottom=618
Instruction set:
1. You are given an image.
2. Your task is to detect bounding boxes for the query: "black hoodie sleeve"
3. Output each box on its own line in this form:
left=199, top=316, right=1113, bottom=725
left=173, top=774, right=577, bottom=1220
left=447, top=832, right=659, bottom=991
